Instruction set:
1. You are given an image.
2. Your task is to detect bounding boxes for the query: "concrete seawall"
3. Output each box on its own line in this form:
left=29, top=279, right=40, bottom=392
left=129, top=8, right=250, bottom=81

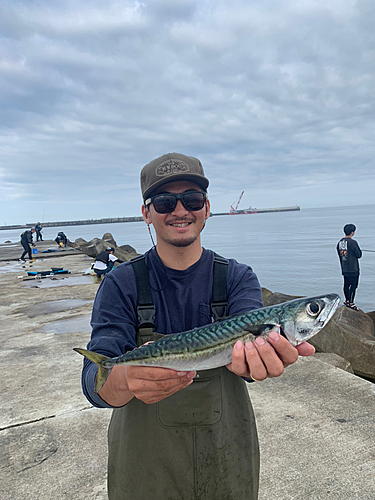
left=0, top=242, right=374, bottom=499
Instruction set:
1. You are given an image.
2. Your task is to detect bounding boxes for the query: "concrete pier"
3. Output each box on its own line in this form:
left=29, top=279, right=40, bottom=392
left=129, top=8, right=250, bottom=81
left=0, top=242, right=374, bottom=499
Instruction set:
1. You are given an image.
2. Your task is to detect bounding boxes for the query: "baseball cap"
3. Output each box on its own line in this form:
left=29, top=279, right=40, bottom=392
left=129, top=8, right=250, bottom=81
left=140, top=153, right=209, bottom=201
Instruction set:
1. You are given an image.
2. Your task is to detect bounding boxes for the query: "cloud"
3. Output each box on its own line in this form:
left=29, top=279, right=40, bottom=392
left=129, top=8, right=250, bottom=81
left=0, top=0, right=374, bottom=224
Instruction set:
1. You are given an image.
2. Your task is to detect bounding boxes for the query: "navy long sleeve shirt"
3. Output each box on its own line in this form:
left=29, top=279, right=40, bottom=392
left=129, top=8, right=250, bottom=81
left=81, top=247, right=263, bottom=408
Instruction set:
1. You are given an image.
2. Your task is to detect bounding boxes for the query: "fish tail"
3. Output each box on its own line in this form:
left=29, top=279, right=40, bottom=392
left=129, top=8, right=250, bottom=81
left=73, top=348, right=113, bottom=393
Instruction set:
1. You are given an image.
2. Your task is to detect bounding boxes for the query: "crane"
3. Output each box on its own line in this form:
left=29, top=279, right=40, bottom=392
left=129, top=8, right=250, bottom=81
left=230, top=191, right=244, bottom=213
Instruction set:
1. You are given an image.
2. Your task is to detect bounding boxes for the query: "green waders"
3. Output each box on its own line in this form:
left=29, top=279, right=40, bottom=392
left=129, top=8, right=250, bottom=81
left=107, top=367, right=259, bottom=500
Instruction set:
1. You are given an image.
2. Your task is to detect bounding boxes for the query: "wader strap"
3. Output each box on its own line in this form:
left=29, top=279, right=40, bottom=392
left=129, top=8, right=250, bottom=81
left=131, top=252, right=229, bottom=346
left=211, top=253, right=229, bottom=321
left=130, top=255, right=158, bottom=346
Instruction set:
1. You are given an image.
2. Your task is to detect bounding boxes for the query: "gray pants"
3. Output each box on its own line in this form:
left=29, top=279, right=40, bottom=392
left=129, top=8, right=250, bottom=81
left=108, top=367, right=259, bottom=500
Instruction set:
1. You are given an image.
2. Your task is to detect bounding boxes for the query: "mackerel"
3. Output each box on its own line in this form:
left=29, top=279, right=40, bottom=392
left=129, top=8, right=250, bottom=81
left=74, top=293, right=340, bottom=392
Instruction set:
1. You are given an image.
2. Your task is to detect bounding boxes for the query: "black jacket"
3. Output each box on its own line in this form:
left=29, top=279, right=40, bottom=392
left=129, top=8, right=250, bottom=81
left=96, top=250, right=112, bottom=265
left=337, top=237, right=362, bottom=275
left=20, top=230, right=33, bottom=245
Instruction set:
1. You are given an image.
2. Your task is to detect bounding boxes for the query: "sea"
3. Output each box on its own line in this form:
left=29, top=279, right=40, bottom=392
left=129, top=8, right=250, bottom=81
left=2, top=204, right=374, bottom=312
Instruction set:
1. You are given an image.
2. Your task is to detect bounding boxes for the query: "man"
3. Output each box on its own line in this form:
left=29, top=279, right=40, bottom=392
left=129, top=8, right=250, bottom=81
left=80, top=153, right=314, bottom=499
left=337, top=223, right=362, bottom=310
left=35, top=222, right=43, bottom=241
left=92, top=247, right=119, bottom=277
left=19, top=228, right=36, bottom=262
left=55, top=231, right=68, bottom=247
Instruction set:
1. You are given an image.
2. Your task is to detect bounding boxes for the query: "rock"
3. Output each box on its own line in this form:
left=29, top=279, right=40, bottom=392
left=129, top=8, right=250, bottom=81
left=262, top=291, right=302, bottom=307
left=73, top=237, right=107, bottom=258
left=102, top=233, right=117, bottom=247
left=261, top=287, right=273, bottom=304
left=119, top=244, right=138, bottom=255
left=366, top=311, right=375, bottom=326
left=85, top=238, right=109, bottom=258
left=115, top=246, right=138, bottom=262
left=5, top=240, right=11, bottom=243
left=73, top=236, right=139, bottom=262
left=309, top=305, right=375, bottom=381
left=313, top=353, right=354, bottom=374
left=74, top=238, right=88, bottom=247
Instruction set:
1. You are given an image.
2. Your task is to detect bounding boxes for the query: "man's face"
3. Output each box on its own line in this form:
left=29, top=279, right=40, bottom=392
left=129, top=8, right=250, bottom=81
left=143, top=180, right=210, bottom=248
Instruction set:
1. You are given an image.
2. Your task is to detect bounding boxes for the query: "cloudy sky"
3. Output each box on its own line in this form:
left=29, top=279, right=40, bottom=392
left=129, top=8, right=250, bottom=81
left=1, top=0, right=374, bottom=225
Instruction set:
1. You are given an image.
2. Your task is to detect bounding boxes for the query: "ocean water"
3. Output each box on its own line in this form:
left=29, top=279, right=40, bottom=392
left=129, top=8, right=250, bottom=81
left=2, top=205, right=374, bottom=312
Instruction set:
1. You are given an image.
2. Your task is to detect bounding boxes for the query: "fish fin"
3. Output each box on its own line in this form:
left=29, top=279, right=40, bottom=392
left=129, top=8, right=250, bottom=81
left=73, top=348, right=113, bottom=393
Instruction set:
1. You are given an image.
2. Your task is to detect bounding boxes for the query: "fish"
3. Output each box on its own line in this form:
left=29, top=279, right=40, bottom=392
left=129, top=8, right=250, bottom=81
left=74, top=293, right=340, bottom=393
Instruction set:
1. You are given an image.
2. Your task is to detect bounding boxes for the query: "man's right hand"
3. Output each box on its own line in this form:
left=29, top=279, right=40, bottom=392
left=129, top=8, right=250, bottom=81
left=99, top=365, right=195, bottom=407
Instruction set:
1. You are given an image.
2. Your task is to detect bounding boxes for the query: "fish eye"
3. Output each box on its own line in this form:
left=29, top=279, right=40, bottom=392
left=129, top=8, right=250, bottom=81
left=306, top=301, right=321, bottom=316
left=306, top=302, right=322, bottom=316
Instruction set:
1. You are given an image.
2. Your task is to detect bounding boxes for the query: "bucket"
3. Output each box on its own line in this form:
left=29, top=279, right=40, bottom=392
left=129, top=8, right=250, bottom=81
left=32, top=248, right=38, bottom=254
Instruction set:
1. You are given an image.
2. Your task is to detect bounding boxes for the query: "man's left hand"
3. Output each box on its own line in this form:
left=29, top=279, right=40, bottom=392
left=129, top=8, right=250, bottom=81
left=226, top=330, right=315, bottom=381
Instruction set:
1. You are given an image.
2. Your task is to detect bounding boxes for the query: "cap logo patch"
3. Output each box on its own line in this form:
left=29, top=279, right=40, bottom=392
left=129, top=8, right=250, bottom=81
left=156, top=159, right=189, bottom=177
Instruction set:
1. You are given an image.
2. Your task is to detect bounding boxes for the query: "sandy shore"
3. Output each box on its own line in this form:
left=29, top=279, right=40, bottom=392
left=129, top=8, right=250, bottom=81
left=1, top=240, right=374, bottom=500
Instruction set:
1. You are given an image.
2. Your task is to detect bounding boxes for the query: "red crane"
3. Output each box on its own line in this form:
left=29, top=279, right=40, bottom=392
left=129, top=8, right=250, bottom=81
left=230, top=191, right=244, bottom=213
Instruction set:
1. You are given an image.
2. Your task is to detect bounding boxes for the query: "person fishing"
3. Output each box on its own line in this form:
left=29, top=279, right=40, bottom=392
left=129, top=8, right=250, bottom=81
left=337, top=223, right=362, bottom=311
left=79, top=152, right=315, bottom=500
left=35, top=222, right=43, bottom=241
left=92, top=247, right=119, bottom=277
left=19, top=228, right=36, bottom=262
left=55, top=231, right=68, bottom=247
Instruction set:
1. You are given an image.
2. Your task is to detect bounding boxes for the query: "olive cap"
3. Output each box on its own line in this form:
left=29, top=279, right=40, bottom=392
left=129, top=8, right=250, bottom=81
left=140, top=152, right=209, bottom=201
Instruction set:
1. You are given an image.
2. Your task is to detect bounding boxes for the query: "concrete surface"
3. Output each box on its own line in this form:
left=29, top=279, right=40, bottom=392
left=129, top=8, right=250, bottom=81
left=0, top=247, right=374, bottom=499
left=251, top=358, right=375, bottom=500
left=0, top=239, right=80, bottom=261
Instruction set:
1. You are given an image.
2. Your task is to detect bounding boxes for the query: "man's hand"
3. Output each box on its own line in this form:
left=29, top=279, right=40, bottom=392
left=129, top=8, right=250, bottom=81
left=226, top=330, right=315, bottom=381
left=99, top=364, right=196, bottom=407
left=124, top=365, right=196, bottom=404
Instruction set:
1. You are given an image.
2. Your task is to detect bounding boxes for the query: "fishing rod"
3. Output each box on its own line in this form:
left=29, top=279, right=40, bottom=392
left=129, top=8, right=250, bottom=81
left=362, top=249, right=375, bottom=253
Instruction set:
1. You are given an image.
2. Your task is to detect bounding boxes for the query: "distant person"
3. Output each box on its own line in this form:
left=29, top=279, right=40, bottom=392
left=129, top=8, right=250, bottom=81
left=55, top=232, right=68, bottom=247
left=337, top=223, right=362, bottom=311
left=35, top=222, right=43, bottom=241
left=92, top=247, right=119, bottom=277
left=19, top=228, right=36, bottom=262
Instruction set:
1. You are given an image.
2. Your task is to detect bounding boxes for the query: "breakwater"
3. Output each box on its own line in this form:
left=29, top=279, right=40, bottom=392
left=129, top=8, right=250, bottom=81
left=0, top=206, right=301, bottom=231
left=0, top=216, right=143, bottom=231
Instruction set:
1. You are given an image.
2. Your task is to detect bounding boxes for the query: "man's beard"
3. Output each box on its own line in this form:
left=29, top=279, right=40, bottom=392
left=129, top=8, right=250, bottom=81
left=169, top=235, right=198, bottom=247
left=167, top=220, right=206, bottom=248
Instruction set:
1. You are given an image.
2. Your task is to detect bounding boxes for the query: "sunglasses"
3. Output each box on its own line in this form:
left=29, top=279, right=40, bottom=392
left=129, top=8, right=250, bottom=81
left=145, top=191, right=207, bottom=214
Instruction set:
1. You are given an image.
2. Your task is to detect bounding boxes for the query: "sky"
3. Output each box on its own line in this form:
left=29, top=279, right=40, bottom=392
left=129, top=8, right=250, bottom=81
left=1, top=0, right=374, bottom=225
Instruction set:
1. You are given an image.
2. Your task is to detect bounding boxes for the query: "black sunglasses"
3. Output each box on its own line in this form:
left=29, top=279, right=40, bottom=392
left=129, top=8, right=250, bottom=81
left=145, top=191, right=207, bottom=214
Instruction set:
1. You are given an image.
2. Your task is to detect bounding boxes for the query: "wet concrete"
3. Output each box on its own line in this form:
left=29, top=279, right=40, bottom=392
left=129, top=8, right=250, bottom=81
left=24, top=275, right=97, bottom=288
left=21, top=299, right=93, bottom=317
left=0, top=249, right=110, bottom=499
left=35, top=314, right=91, bottom=334
left=0, top=239, right=81, bottom=262
left=0, top=262, right=24, bottom=273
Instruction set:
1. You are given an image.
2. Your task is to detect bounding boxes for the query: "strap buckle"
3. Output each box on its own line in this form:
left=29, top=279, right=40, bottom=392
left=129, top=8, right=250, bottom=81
left=136, top=304, right=156, bottom=328
left=211, top=301, right=228, bottom=322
